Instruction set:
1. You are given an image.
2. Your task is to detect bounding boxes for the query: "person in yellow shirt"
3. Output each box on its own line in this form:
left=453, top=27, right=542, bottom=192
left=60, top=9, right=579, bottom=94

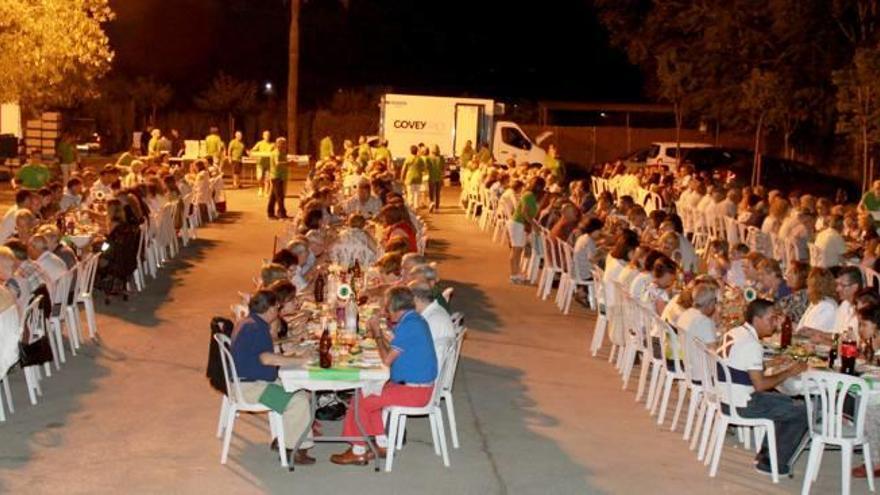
left=357, top=136, right=371, bottom=166
left=374, top=138, right=392, bottom=166
left=401, top=145, right=426, bottom=210
left=427, top=145, right=445, bottom=212
left=319, top=136, right=335, bottom=160
left=227, top=131, right=246, bottom=189
left=148, top=129, right=162, bottom=157
left=543, top=144, right=565, bottom=183
left=204, top=126, right=225, bottom=167
left=267, top=138, right=289, bottom=219
left=250, top=130, right=274, bottom=197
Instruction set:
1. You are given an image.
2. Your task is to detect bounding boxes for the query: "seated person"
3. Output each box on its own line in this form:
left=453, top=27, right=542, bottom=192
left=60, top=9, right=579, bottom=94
left=38, top=225, right=78, bottom=269
left=722, top=299, right=807, bottom=476
left=330, top=287, right=438, bottom=465
left=259, top=263, right=289, bottom=290
left=329, top=214, right=380, bottom=268
left=230, top=290, right=314, bottom=465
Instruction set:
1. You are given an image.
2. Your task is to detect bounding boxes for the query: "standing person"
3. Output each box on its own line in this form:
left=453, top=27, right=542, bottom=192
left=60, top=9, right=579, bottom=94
left=508, top=176, right=545, bottom=284
left=460, top=140, right=474, bottom=169
left=227, top=131, right=246, bottom=189
left=427, top=145, right=444, bottom=212
left=147, top=128, right=162, bottom=157
left=204, top=126, right=225, bottom=167
left=169, top=129, right=184, bottom=157
left=543, top=144, right=565, bottom=183
left=401, top=145, right=425, bottom=210
left=250, top=130, right=274, bottom=197
left=357, top=136, right=371, bottom=166
left=374, top=139, right=392, bottom=166
left=319, top=135, right=335, bottom=160
left=56, top=132, right=78, bottom=185
left=266, top=137, right=289, bottom=220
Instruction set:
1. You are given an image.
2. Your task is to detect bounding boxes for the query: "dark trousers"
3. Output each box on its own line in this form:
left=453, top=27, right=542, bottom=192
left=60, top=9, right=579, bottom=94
left=429, top=181, right=442, bottom=207
left=267, top=178, right=287, bottom=218
left=736, top=392, right=808, bottom=469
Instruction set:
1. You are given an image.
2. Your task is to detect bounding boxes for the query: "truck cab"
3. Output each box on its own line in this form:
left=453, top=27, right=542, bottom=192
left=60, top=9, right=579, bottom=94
left=493, top=121, right=549, bottom=166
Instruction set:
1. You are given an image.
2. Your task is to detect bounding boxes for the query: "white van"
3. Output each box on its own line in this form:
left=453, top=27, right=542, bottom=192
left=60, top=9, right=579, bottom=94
left=646, top=141, right=711, bottom=171
left=379, top=94, right=549, bottom=170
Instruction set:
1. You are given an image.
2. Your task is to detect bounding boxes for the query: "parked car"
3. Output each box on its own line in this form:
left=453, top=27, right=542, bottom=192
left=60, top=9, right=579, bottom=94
left=646, top=142, right=711, bottom=171
left=684, top=147, right=859, bottom=202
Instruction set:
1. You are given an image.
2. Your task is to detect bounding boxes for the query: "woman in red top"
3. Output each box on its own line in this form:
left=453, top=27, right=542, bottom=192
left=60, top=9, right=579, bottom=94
left=381, top=205, right=417, bottom=253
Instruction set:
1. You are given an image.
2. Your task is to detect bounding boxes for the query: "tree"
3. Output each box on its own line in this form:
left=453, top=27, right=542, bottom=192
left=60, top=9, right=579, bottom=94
left=656, top=48, right=695, bottom=169
left=195, top=73, right=258, bottom=138
left=739, top=69, right=784, bottom=186
left=833, top=46, right=880, bottom=191
left=0, top=0, right=115, bottom=109
left=129, top=77, right=173, bottom=128
left=287, top=0, right=301, bottom=152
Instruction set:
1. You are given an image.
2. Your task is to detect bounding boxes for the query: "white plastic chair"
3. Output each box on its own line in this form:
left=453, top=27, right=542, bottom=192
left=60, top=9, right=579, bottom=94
left=384, top=348, right=453, bottom=472
left=650, top=319, right=688, bottom=427
left=214, top=333, right=289, bottom=468
left=618, top=296, right=652, bottom=394
left=679, top=328, right=708, bottom=441
left=537, top=229, right=564, bottom=301
left=48, top=269, right=78, bottom=360
left=20, top=297, right=45, bottom=405
left=441, top=328, right=467, bottom=449
left=73, top=253, right=101, bottom=340
left=800, top=370, right=875, bottom=495
left=588, top=266, right=609, bottom=357
left=705, top=347, right=780, bottom=483
left=864, top=267, right=880, bottom=289
left=556, top=241, right=595, bottom=314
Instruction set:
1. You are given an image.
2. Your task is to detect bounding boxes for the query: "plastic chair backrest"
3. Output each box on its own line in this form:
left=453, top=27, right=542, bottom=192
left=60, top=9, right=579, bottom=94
left=560, top=241, right=579, bottom=281
left=52, top=269, right=75, bottom=309
left=723, top=216, right=740, bottom=244
left=214, top=333, right=247, bottom=405
left=441, top=328, right=466, bottom=393
left=680, top=325, right=707, bottom=386
left=808, top=242, right=821, bottom=267
left=802, top=370, right=869, bottom=441
left=76, top=253, right=101, bottom=297
left=658, top=316, right=685, bottom=375
left=591, top=266, right=606, bottom=307
left=22, top=296, right=44, bottom=342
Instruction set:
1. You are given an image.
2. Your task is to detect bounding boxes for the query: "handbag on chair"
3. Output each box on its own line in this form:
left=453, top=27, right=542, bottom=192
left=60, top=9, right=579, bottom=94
left=19, top=336, right=53, bottom=367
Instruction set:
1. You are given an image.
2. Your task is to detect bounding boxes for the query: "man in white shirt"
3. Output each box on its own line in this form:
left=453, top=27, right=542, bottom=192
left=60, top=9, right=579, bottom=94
left=0, top=190, right=38, bottom=243
left=342, top=179, right=382, bottom=219
left=724, top=299, right=807, bottom=476
left=787, top=209, right=815, bottom=263
left=715, top=188, right=740, bottom=219
left=27, top=235, right=67, bottom=290
left=678, top=283, right=719, bottom=382
left=86, top=166, right=118, bottom=205
left=410, top=283, right=455, bottom=360
left=573, top=218, right=603, bottom=279
left=59, top=178, right=84, bottom=212
left=833, top=266, right=863, bottom=338
left=813, top=215, right=846, bottom=268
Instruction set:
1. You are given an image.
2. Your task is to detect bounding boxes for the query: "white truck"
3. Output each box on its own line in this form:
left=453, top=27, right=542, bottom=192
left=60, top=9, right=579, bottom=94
left=379, top=94, right=549, bottom=172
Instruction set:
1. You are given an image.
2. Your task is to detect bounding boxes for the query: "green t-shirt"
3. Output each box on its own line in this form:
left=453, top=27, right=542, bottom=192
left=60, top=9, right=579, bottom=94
left=319, top=137, right=335, bottom=159
left=57, top=141, right=76, bottom=164
left=358, top=143, right=371, bottom=163
left=269, top=149, right=289, bottom=180
left=427, top=155, right=444, bottom=182
left=544, top=156, right=565, bottom=181
left=460, top=147, right=474, bottom=165
left=116, top=152, right=134, bottom=168
left=403, top=155, right=425, bottom=185
left=374, top=146, right=392, bottom=163
left=513, top=192, right=538, bottom=224
left=148, top=137, right=161, bottom=155
left=16, top=163, right=50, bottom=189
left=252, top=139, right=274, bottom=168
left=228, top=138, right=245, bottom=161
left=863, top=191, right=880, bottom=212
left=205, top=134, right=225, bottom=158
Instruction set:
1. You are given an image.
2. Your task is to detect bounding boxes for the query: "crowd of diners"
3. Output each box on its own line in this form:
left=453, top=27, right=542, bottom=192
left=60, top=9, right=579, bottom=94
left=458, top=153, right=880, bottom=479
left=227, top=140, right=460, bottom=466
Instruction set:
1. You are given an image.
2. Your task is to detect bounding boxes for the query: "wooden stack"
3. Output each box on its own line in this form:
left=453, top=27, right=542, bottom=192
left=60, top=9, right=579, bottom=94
left=25, top=112, right=61, bottom=159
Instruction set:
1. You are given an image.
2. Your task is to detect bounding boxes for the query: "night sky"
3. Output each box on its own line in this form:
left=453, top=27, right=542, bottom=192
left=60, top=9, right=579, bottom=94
left=106, top=0, right=642, bottom=108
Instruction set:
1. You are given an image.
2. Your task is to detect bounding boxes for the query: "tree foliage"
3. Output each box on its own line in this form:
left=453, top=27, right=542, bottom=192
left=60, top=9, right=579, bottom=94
left=195, top=72, right=257, bottom=137
left=129, top=77, right=173, bottom=127
left=0, top=0, right=115, bottom=108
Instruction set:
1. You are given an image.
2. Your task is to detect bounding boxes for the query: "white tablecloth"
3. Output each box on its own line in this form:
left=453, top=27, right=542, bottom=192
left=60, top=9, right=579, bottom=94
left=278, top=365, right=390, bottom=396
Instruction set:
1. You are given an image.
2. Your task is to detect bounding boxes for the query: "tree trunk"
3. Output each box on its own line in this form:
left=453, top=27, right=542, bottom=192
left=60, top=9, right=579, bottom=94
left=752, top=114, right=765, bottom=186
left=864, top=120, right=870, bottom=192
left=287, top=0, right=300, bottom=154
left=675, top=101, right=682, bottom=171
left=227, top=112, right=235, bottom=141
left=714, top=119, right=720, bottom=146
left=151, top=104, right=157, bottom=127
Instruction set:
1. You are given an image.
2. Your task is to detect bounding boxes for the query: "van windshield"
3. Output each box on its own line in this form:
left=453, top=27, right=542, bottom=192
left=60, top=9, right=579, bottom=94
left=501, top=127, right=531, bottom=151
left=647, top=145, right=660, bottom=159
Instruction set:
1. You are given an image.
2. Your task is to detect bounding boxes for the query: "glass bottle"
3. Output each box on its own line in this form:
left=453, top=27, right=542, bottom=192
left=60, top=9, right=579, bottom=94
left=319, top=322, right=333, bottom=369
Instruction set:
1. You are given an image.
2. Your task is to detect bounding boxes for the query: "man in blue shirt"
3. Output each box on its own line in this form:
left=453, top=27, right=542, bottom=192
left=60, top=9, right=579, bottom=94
left=231, top=290, right=315, bottom=464
left=331, top=287, right=439, bottom=465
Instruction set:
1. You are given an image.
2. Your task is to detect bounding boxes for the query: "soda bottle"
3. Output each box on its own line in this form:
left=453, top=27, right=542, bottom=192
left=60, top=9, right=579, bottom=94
left=840, top=328, right=858, bottom=376
left=319, top=322, right=333, bottom=369
left=780, top=316, right=793, bottom=350
left=314, top=273, right=325, bottom=303
left=828, top=334, right=839, bottom=369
